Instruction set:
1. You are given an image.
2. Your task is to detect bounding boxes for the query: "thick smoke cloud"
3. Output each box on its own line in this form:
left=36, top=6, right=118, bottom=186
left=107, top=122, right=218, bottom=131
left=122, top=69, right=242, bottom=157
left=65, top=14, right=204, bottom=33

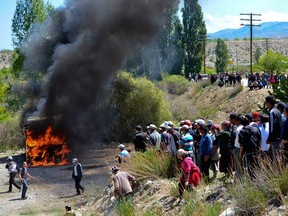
left=22, top=0, right=172, bottom=149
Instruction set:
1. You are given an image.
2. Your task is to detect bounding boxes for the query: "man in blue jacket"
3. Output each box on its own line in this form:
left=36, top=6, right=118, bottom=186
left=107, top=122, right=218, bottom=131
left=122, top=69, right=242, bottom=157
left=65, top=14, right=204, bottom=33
left=72, top=158, right=84, bottom=195
left=199, top=125, right=213, bottom=182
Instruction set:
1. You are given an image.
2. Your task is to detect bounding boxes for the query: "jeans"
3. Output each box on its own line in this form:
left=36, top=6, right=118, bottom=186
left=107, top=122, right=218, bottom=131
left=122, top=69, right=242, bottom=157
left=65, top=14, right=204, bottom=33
left=21, top=179, right=28, bottom=198
left=9, top=172, right=21, bottom=192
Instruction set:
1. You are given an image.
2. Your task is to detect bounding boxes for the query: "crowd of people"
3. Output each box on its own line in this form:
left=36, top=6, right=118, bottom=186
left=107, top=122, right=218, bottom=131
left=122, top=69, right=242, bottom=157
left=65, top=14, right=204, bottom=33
left=247, top=72, right=288, bottom=90
left=132, top=95, right=288, bottom=198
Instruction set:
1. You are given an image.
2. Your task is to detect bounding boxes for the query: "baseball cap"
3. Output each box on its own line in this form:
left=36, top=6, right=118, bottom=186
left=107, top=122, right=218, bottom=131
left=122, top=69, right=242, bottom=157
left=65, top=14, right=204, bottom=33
left=118, top=144, right=125, bottom=149
left=195, top=119, right=206, bottom=126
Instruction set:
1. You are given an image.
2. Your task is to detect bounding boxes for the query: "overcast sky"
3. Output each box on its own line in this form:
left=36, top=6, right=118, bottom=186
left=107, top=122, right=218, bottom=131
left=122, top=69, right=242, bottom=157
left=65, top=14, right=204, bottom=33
left=1, top=0, right=288, bottom=50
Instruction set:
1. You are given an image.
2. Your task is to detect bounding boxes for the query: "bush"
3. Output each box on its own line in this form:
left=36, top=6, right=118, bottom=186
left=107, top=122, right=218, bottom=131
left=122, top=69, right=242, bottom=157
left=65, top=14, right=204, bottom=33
left=161, top=74, right=190, bottom=95
left=229, top=85, right=243, bottom=99
left=0, top=115, right=25, bottom=152
left=109, top=72, right=172, bottom=141
left=116, top=199, right=135, bottom=216
left=229, top=178, right=268, bottom=215
left=124, top=149, right=180, bottom=181
left=181, top=191, right=222, bottom=216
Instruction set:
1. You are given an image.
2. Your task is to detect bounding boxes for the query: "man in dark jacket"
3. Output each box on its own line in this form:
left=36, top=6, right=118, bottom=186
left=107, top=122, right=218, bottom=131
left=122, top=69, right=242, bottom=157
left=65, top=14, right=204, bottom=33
left=72, top=158, right=84, bottom=195
left=239, top=117, right=261, bottom=178
left=5, top=156, right=21, bottom=192
left=133, top=125, right=147, bottom=152
left=265, top=96, right=283, bottom=167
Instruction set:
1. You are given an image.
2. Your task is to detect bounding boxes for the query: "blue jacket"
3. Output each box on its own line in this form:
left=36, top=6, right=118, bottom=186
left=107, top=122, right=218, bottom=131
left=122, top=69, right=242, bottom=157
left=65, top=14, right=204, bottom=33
left=200, top=133, right=213, bottom=156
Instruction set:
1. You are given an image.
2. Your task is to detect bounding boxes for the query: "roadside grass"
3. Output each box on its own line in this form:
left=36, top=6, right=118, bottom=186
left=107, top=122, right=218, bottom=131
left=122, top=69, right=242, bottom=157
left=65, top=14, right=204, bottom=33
left=181, top=191, right=222, bottom=216
left=116, top=199, right=135, bottom=216
left=19, top=207, right=64, bottom=216
left=228, top=84, right=244, bottom=99
left=124, top=149, right=180, bottom=181
left=229, top=157, right=288, bottom=215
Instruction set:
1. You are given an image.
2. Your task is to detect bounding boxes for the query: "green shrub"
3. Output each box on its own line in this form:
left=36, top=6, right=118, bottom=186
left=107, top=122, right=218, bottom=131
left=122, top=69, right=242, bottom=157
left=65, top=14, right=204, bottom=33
left=161, top=74, right=190, bottom=95
left=0, top=114, right=24, bottom=152
left=142, top=207, right=163, bottom=216
left=229, top=177, right=270, bottom=215
left=124, top=149, right=180, bottom=181
left=181, top=191, right=222, bottom=216
left=229, top=85, right=243, bottom=99
left=116, top=199, right=136, bottom=216
left=109, top=72, right=172, bottom=141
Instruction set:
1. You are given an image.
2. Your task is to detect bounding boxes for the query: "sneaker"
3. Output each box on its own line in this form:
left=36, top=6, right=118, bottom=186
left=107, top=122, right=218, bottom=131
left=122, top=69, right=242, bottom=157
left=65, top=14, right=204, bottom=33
left=21, top=196, right=27, bottom=200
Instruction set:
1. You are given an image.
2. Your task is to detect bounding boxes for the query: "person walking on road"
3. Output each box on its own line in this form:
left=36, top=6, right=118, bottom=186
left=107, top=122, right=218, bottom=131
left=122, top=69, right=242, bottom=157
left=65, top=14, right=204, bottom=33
left=72, top=158, right=84, bottom=195
left=5, top=156, right=21, bottom=192
left=19, top=162, right=34, bottom=200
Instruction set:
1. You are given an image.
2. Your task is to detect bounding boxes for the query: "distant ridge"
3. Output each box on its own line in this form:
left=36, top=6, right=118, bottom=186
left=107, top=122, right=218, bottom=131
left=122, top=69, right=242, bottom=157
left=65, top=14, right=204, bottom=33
left=208, top=22, right=288, bottom=40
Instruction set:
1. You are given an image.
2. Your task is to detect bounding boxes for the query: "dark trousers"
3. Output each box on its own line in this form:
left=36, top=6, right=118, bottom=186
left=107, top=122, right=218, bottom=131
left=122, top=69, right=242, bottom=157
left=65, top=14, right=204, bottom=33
left=200, top=155, right=211, bottom=181
left=9, top=172, right=20, bottom=192
left=21, top=179, right=28, bottom=198
left=178, top=181, right=191, bottom=198
left=74, top=176, right=84, bottom=194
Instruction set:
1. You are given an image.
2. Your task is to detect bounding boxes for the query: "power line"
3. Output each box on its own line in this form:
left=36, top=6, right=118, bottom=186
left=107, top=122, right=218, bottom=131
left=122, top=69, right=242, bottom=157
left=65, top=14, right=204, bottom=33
left=240, top=13, right=261, bottom=75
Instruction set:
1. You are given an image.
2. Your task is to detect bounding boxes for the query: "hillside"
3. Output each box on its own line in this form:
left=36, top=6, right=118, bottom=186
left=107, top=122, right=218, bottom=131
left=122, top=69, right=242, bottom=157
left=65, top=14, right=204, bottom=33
left=167, top=81, right=270, bottom=123
left=208, top=22, right=288, bottom=40
left=205, top=39, right=288, bottom=67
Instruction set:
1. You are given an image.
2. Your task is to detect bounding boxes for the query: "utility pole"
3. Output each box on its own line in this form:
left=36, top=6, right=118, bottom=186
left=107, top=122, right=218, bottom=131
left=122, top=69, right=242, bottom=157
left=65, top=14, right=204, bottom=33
left=240, top=13, right=261, bottom=75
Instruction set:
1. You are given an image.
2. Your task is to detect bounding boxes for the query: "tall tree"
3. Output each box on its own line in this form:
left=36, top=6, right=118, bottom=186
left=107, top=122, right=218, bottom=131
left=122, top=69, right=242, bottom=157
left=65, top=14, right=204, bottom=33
left=182, top=0, right=206, bottom=78
left=11, top=0, right=53, bottom=78
left=215, top=39, right=229, bottom=73
left=254, top=47, right=261, bottom=64
left=168, top=15, right=184, bottom=75
left=12, top=0, right=51, bottom=49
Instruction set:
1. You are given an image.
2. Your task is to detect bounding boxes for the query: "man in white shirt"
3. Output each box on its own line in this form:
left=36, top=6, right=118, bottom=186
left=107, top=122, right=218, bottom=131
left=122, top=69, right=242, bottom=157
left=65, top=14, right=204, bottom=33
left=234, top=115, right=244, bottom=179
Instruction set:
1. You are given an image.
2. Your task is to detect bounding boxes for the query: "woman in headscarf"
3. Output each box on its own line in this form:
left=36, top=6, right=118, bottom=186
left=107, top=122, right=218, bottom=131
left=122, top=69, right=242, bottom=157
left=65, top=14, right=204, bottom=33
left=177, top=149, right=201, bottom=198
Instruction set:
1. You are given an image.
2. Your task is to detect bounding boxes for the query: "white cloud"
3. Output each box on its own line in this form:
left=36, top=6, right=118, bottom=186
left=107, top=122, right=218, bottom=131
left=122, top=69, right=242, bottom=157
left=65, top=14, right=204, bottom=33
left=261, top=10, right=288, bottom=22
left=204, top=11, right=288, bottom=33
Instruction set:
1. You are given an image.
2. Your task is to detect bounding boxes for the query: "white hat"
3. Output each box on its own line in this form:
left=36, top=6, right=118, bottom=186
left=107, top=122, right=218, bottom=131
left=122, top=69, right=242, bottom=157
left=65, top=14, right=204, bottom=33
left=195, top=119, right=206, bottom=126
left=7, top=156, right=12, bottom=161
left=72, top=158, right=78, bottom=163
left=149, top=124, right=157, bottom=129
left=118, top=144, right=125, bottom=149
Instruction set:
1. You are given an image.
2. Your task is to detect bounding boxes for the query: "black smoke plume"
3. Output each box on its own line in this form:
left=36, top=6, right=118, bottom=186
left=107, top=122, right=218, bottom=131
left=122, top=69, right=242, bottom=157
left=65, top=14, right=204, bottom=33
left=22, top=0, right=172, bottom=150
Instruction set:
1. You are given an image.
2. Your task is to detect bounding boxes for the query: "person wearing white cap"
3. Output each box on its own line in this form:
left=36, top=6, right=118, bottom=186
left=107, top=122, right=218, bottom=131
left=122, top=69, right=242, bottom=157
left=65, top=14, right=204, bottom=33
left=117, top=144, right=130, bottom=164
left=72, top=158, right=84, bottom=195
left=148, top=124, right=161, bottom=150
left=5, top=156, right=21, bottom=192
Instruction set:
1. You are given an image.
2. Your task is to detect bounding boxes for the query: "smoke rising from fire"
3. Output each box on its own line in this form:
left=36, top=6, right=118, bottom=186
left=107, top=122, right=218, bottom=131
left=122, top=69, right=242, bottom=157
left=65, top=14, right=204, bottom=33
left=22, top=0, right=172, bottom=149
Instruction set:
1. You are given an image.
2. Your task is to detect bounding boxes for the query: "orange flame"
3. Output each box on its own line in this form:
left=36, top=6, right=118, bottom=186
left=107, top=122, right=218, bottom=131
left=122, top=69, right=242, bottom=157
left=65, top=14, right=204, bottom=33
left=26, top=126, right=71, bottom=166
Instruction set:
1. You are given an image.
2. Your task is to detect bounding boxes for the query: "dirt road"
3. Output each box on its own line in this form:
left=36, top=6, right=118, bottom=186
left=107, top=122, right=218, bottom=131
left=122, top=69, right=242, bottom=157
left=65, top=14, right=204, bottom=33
left=0, top=147, right=119, bottom=216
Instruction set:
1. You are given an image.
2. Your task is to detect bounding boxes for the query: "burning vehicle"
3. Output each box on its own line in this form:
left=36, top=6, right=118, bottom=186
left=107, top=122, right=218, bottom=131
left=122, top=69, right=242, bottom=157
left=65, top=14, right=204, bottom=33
left=25, top=116, right=71, bottom=166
